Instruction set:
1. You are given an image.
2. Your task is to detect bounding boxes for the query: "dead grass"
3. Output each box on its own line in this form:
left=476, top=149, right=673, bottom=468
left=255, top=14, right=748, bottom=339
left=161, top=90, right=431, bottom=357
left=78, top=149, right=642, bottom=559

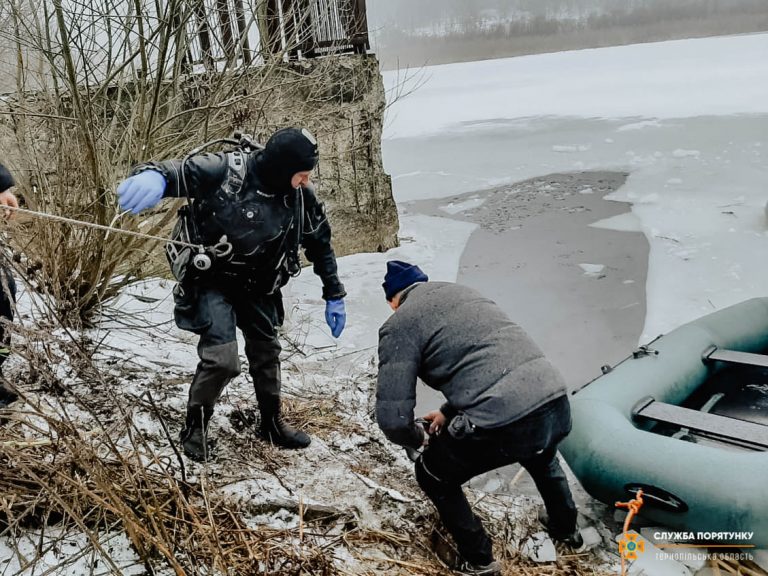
left=284, top=395, right=365, bottom=440
left=0, top=321, right=621, bottom=576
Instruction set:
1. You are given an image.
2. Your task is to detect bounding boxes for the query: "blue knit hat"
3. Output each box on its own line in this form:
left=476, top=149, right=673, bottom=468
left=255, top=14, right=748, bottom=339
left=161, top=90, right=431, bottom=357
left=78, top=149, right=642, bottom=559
left=382, top=260, right=429, bottom=301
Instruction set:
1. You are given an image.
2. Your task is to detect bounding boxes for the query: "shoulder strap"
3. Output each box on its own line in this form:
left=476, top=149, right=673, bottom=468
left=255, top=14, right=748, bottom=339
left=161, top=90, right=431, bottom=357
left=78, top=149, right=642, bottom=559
left=224, top=150, right=247, bottom=196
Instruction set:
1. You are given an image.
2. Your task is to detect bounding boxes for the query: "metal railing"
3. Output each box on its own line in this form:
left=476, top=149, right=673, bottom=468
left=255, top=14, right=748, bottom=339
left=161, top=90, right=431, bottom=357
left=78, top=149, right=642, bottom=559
left=186, top=0, right=369, bottom=69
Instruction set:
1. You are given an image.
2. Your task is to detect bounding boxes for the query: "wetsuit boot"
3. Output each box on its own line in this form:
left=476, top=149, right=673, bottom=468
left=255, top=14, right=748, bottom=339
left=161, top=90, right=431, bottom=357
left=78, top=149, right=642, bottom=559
left=179, top=405, right=215, bottom=461
left=258, top=394, right=311, bottom=449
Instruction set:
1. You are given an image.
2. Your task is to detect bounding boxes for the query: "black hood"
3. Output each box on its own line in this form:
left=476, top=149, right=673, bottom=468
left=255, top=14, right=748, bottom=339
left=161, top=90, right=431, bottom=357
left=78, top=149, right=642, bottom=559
left=253, top=127, right=319, bottom=193
left=0, top=162, right=15, bottom=194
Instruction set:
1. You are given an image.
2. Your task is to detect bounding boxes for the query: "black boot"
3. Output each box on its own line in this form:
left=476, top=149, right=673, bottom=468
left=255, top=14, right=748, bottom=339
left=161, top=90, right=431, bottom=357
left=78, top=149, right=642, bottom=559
left=538, top=508, right=585, bottom=550
left=179, top=405, right=215, bottom=462
left=247, top=337, right=311, bottom=449
left=259, top=397, right=310, bottom=449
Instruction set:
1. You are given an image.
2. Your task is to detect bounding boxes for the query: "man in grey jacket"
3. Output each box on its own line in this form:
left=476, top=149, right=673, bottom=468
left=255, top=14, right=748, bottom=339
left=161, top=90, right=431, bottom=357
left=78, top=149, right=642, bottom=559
left=376, top=260, right=581, bottom=576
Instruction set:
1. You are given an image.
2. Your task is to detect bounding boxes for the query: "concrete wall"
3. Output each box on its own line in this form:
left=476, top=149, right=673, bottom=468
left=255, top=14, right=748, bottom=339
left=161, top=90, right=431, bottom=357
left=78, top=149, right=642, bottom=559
left=248, top=55, right=399, bottom=255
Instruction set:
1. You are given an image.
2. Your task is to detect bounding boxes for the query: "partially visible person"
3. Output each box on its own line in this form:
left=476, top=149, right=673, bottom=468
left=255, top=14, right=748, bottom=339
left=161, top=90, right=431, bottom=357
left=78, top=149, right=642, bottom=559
left=375, top=261, right=582, bottom=576
left=0, top=162, right=19, bottom=408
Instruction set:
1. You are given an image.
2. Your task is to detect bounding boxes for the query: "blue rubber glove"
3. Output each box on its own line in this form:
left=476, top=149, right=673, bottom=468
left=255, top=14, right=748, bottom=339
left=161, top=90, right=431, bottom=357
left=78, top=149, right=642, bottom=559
left=325, top=298, right=346, bottom=338
left=117, top=170, right=166, bottom=214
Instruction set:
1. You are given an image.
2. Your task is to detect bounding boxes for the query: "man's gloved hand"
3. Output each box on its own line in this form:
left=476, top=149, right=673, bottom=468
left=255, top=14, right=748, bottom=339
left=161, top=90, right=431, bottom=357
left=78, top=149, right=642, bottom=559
left=117, top=170, right=166, bottom=214
left=325, top=298, right=346, bottom=338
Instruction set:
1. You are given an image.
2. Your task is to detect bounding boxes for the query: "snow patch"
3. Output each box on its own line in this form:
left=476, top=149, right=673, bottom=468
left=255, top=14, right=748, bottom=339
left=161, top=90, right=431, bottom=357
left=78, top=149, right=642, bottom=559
left=579, top=263, right=606, bottom=277
left=439, top=196, right=486, bottom=214
left=618, top=119, right=663, bottom=131
left=672, top=149, right=701, bottom=159
left=552, top=144, right=591, bottom=153
left=589, top=212, right=643, bottom=233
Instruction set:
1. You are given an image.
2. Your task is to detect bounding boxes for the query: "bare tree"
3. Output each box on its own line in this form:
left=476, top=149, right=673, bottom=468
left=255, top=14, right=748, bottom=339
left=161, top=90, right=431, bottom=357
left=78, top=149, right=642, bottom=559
left=0, top=0, right=349, bottom=326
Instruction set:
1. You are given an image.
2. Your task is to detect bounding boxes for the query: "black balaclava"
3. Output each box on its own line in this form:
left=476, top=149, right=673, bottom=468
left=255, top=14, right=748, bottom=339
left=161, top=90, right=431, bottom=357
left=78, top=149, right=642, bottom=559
left=254, top=128, right=319, bottom=193
left=0, top=162, right=15, bottom=194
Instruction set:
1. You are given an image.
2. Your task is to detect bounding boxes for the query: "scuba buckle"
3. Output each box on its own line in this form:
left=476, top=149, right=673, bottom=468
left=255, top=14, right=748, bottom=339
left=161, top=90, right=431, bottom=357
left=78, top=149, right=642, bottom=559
left=192, top=251, right=212, bottom=271
left=191, top=238, right=233, bottom=272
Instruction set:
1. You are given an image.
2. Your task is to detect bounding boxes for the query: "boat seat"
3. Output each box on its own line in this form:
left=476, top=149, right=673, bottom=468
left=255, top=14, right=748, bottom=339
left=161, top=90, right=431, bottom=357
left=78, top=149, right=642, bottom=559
left=632, top=396, right=768, bottom=451
left=702, top=346, right=768, bottom=369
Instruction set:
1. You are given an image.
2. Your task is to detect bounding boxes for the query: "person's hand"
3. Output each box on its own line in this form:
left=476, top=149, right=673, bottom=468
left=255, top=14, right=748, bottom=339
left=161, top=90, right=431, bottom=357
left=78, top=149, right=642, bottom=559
left=0, top=189, right=19, bottom=220
left=117, top=170, right=166, bottom=214
left=325, top=298, right=346, bottom=338
left=421, top=409, right=447, bottom=435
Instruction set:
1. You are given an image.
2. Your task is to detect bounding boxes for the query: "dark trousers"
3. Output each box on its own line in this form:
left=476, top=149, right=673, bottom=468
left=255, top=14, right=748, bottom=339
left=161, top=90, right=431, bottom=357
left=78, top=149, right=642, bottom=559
left=415, top=395, right=577, bottom=565
left=173, top=281, right=284, bottom=413
left=0, top=265, right=16, bottom=366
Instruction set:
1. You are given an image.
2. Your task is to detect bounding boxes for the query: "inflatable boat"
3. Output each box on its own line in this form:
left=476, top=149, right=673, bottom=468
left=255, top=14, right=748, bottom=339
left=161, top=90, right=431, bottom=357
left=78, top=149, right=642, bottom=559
left=560, top=298, right=768, bottom=546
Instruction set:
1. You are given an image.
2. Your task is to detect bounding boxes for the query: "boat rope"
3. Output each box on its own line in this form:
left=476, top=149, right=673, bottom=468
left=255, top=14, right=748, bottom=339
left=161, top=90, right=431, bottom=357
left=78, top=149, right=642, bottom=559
left=571, top=333, right=665, bottom=395
left=0, top=205, right=200, bottom=249
left=615, top=489, right=645, bottom=576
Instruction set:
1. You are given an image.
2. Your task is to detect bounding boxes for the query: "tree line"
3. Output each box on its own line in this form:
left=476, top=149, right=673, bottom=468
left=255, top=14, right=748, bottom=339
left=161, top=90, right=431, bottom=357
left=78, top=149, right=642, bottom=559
left=367, top=0, right=768, bottom=69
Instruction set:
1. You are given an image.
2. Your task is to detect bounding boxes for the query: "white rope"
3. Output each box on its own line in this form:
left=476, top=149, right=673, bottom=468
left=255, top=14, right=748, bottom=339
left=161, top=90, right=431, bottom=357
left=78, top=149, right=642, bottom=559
left=0, top=205, right=200, bottom=249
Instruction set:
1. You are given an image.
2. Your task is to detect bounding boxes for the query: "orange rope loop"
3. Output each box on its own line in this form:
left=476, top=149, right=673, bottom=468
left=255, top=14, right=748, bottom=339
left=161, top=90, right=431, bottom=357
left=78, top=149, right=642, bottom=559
left=615, top=489, right=644, bottom=534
